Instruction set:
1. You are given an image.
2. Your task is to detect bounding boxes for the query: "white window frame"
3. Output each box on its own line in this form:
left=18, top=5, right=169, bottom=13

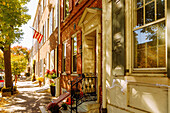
left=131, top=0, right=167, bottom=73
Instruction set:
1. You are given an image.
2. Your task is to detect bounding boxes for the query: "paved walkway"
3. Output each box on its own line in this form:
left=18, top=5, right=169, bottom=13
left=0, top=80, right=51, bottom=113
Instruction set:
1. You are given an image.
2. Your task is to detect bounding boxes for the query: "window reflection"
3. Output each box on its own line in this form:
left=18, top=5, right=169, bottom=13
left=137, top=0, right=143, bottom=8
left=145, top=2, right=155, bottom=24
left=145, top=0, right=152, bottom=4
left=133, top=0, right=165, bottom=69
left=157, top=0, right=165, bottom=19
left=134, top=22, right=165, bottom=68
left=72, top=37, right=77, bottom=72
left=65, top=0, right=69, bottom=18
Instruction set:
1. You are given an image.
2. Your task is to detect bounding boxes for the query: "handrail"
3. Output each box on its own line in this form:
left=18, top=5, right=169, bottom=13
left=70, top=73, right=97, bottom=113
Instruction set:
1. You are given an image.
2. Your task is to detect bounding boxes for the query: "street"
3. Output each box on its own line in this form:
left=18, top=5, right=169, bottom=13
left=0, top=80, right=51, bottom=113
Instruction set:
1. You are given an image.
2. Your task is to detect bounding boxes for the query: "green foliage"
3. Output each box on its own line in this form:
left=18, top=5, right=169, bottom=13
left=0, top=0, right=30, bottom=88
left=0, top=50, right=4, bottom=70
left=0, top=0, right=31, bottom=50
left=50, top=83, right=55, bottom=86
left=61, top=103, right=67, bottom=110
left=11, top=46, right=30, bottom=76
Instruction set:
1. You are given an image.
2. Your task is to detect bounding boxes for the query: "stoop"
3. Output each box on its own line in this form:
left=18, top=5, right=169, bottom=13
left=63, top=101, right=100, bottom=113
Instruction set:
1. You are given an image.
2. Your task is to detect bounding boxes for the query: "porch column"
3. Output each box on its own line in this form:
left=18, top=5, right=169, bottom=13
left=102, top=0, right=107, bottom=112
left=167, top=0, right=170, bottom=78
left=96, top=32, right=102, bottom=103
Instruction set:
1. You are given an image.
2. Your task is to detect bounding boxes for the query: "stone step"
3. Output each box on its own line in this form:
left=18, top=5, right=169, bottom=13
left=67, top=101, right=100, bottom=113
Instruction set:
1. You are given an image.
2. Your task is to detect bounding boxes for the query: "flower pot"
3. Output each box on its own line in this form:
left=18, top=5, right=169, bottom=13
left=39, top=81, right=42, bottom=87
left=2, top=92, right=11, bottom=97
left=50, top=86, right=55, bottom=96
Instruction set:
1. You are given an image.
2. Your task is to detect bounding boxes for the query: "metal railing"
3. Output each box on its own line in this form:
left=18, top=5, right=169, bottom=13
left=70, top=73, right=97, bottom=113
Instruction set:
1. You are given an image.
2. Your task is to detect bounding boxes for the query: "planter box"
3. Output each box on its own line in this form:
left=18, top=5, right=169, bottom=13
left=50, top=86, right=56, bottom=97
left=2, top=91, right=11, bottom=97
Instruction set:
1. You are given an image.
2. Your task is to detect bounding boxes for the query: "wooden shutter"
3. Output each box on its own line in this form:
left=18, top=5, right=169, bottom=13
left=58, top=44, right=62, bottom=73
left=112, top=0, right=125, bottom=76
left=69, top=0, right=73, bottom=12
left=61, top=0, right=64, bottom=21
left=77, top=30, right=82, bottom=74
left=66, top=38, right=72, bottom=74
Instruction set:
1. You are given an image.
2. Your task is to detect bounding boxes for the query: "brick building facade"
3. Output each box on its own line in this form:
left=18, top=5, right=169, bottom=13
left=58, top=0, right=102, bottom=100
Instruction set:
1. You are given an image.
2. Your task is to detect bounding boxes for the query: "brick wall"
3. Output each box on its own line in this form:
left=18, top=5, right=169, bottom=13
left=59, top=0, right=102, bottom=91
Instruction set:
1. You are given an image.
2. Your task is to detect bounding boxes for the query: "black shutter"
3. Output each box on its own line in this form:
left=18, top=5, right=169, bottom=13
left=112, top=0, right=125, bottom=76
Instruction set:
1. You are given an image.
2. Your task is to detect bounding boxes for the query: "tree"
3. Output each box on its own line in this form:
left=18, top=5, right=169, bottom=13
left=11, top=46, right=30, bottom=76
left=0, top=0, right=31, bottom=88
left=0, top=50, right=4, bottom=70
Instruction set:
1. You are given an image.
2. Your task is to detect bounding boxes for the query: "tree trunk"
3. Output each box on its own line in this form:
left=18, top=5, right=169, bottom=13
left=3, top=44, right=13, bottom=88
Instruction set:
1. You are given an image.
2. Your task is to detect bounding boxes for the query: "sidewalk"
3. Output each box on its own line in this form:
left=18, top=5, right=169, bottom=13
left=0, top=80, right=51, bottom=113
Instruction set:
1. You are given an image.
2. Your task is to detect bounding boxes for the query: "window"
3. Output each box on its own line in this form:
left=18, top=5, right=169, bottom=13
left=41, top=0, right=43, bottom=14
left=55, top=0, right=59, bottom=28
left=133, top=0, right=165, bottom=69
left=44, top=22, right=46, bottom=41
left=50, top=50, right=55, bottom=70
left=49, top=9, right=53, bottom=36
left=72, top=36, right=77, bottom=72
left=62, top=42, right=66, bottom=72
left=64, top=0, right=69, bottom=19
left=46, top=19, right=48, bottom=39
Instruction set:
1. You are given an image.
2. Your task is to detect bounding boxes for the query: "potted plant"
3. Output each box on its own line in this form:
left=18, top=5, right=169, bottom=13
left=50, top=83, right=56, bottom=96
left=61, top=103, right=67, bottom=110
left=37, top=77, right=44, bottom=87
left=45, top=69, right=50, bottom=78
left=46, top=102, right=60, bottom=113
left=1, top=87, right=12, bottom=97
left=50, top=69, right=57, bottom=79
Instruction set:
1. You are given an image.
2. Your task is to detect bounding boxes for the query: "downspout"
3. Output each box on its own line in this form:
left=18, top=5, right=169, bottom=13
left=57, top=0, right=60, bottom=77
left=55, top=0, right=61, bottom=97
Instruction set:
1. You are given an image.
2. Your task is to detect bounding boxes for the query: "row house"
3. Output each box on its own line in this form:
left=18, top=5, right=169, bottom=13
left=31, top=0, right=59, bottom=85
left=102, top=0, right=170, bottom=113
left=31, top=0, right=103, bottom=112
left=57, top=0, right=102, bottom=112
left=31, top=0, right=170, bottom=113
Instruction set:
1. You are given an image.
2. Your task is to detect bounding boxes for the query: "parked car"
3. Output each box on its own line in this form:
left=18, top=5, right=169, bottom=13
left=0, top=75, right=4, bottom=89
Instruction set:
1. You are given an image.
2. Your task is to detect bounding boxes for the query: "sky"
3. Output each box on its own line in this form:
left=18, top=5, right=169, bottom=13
left=12, top=0, right=39, bottom=50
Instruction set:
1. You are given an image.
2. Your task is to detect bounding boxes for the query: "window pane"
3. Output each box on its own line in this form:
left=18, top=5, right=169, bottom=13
left=64, top=43, right=66, bottom=57
left=65, top=0, right=69, bottom=17
left=134, top=28, right=146, bottom=68
left=134, top=8, right=143, bottom=28
left=137, top=0, right=143, bottom=8
left=145, top=2, right=155, bottom=24
left=145, top=0, right=152, bottom=4
left=147, top=47, right=157, bottom=68
left=158, top=46, right=165, bottom=67
left=73, top=37, right=77, bottom=55
left=157, top=0, right=165, bottom=20
left=158, top=22, right=165, bottom=45
left=73, top=55, right=77, bottom=72
left=146, top=25, right=157, bottom=48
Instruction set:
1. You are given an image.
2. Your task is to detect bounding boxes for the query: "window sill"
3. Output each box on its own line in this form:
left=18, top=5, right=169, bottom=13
left=62, top=72, right=67, bottom=75
left=71, top=73, right=78, bottom=76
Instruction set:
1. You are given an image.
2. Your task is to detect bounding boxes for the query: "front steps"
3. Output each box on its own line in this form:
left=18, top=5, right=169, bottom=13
left=60, top=101, right=100, bottom=113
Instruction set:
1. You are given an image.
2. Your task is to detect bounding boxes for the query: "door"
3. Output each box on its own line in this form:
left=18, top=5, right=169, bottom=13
left=84, top=36, right=96, bottom=74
